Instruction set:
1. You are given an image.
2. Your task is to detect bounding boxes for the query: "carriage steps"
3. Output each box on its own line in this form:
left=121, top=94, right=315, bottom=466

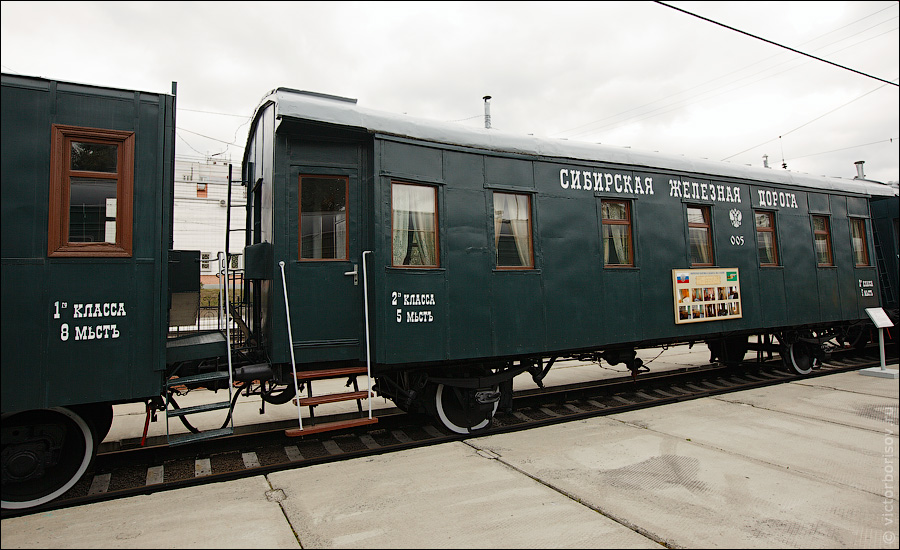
left=164, top=370, right=235, bottom=446
left=285, top=366, right=378, bottom=437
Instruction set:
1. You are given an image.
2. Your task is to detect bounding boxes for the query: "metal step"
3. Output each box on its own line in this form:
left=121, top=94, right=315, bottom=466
left=166, top=371, right=231, bottom=388
left=166, top=330, right=228, bottom=363
left=295, top=391, right=370, bottom=407
left=167, top=400, right=231, bottom=418
left=294, top=366, right=368, bottom=380
left=285, top=417, right=378, bottom=437
left=168, top=427, right=234, bottom=446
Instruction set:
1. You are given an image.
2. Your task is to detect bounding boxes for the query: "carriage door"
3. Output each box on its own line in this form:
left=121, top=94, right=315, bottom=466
left=294, top=171, right=363, bottom=363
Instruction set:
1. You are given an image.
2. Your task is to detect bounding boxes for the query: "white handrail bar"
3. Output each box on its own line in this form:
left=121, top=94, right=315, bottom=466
left=220, top=253, right=235, bottom=411
left=362, top=250, right=374, bottom=419
left=278, top=261, right=304, bottom=429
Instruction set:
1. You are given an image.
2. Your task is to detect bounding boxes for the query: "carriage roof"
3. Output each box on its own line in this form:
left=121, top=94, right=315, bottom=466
left=254, top=87, right=896, bottom=198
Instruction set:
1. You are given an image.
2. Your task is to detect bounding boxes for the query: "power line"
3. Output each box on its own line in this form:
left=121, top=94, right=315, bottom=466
left=557, top=12, right=898, bottom=139
left=176, top=132, right=207, bottom=157
left=721, top=79, right=898, bottom=161
left=447, top=114, right=483, bottom=123
left=179, top=107, right=251, bottom=119
left=176, top=127, right=245, bottom=148
left=655, top=1, right=898, bottom=87
left=786, top=137, right=898, bottom=162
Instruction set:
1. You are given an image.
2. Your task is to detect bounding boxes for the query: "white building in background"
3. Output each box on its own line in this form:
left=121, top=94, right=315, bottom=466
left=173, top=156, right=246, bottom=286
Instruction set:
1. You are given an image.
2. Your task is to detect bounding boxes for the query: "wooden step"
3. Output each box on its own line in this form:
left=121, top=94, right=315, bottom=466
left=294, top=391, right=371, bottom=407
left=284, top=417, right=378, bottom=437
left=294, top=366, right=368, bottom=380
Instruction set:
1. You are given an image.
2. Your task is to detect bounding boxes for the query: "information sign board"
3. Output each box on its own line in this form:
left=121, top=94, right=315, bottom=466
left=672, top=268, right=742, bottom=324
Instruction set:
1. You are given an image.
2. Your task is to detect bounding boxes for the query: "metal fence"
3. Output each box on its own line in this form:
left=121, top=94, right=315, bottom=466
left=167, top=266, right=249, bottom=347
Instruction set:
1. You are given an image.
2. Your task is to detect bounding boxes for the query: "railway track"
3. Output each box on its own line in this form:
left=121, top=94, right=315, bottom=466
left=3, top=345, right=893, bottom=519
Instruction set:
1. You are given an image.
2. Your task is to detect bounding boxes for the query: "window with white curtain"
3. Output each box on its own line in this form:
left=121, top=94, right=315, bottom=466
left=392, top=182, right=438, bottom=267
left=493, top=192, right=533, bottom=268
left=812, top=215, right=833, bottom=266
left=601, top=200, right=633, bottom=266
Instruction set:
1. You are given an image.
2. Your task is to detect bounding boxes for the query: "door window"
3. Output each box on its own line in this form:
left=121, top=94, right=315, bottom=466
left=299, top=175, right=348, bottom=260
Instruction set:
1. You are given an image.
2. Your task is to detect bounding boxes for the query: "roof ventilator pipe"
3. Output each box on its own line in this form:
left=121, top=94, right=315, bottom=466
left=483, top=95, right=492, bottom=129
left=854, top=160, right=866, bottom=179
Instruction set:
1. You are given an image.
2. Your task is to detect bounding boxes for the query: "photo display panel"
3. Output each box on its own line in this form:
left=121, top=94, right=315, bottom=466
left=672, top=268, right=742, bottom=324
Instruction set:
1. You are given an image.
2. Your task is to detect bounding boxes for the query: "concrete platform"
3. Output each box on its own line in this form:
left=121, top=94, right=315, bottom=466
left=0, top=476, right=297, bottom=549
left=3, top=362, right=897, bottom=549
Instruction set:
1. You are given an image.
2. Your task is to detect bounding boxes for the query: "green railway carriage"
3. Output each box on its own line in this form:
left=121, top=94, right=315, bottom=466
left=241, top=88, right=895, bottom=420
left=1, top=74, right=176, bottom=509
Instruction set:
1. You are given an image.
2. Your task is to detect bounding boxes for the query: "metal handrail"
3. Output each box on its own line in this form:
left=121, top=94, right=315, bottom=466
left=362, top=250, right=374, bottom=419
left=279, top=260, right=304, bottom=429
left=219, top=252, right=235, bottom=430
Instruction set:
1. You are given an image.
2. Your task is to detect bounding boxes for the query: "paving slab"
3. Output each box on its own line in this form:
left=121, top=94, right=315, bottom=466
left=714, top=370, right=899, bottom=432
left=268, top=442, right=663, bottom=549
left=609, top=390, right=898, bottom=497
left=468, top=373, right=899, bottom=548
left=801, top=366, right=900, bottom=399
left=0, top=476, right=298, bottom=549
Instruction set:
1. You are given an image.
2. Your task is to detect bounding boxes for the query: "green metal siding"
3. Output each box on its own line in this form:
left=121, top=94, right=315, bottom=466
left=444, top=151, right=492, bottom=359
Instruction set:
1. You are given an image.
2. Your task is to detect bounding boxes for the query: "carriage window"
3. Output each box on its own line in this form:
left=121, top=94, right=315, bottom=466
left=48, top=124, right=134, bottom=257
left=493, top=192, right=534, bottom=269
left=601, top=200, right=633, bottom=266
left=755, top=211, right=778, bottom=266
left=812, top=215, right=833, bottom=266
left=299, top=175, right=348, bottom=260
left=687, top=205, right=713, bottom=266
left=392, top=182, right=438, bottom=267
left=850, top=218, right=869, bottom=266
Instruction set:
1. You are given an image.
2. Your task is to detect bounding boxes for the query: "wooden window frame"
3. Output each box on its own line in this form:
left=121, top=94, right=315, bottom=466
left=850, top=217, right=870, bottom=267
left=390, top=181, right=440, bottom=268
left=812, top=215, right=833, bottom=266
left=48, top=124, right=134, bottom=257
left=754, top=210, right=779, bottom=267
left=601, top=199, right=634, bottom=267
left=493, top=191, right=535, bottom=270
left=687, top=204, right=714, bottom=266
left=298, top=174, right=349, bottom=261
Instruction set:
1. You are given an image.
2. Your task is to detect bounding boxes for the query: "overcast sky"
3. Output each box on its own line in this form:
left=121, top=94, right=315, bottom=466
left=3, top=1, right=898, bottom=183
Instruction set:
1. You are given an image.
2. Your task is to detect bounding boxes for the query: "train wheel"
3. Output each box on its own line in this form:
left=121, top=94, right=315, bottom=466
left=1, top=407, right=96, bottom=510
left=75, top=404, right=114, bottom=444
left=785, top=340, right=818, bottom=375
left=433, top=384, right=499, bottom=435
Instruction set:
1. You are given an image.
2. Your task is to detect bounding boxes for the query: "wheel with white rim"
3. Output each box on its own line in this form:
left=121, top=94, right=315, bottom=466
left=1, top=407, right=96, bottom=510
left=434, top=383, right=499, bottom=434
left=786, top=340, right=818, bottom=375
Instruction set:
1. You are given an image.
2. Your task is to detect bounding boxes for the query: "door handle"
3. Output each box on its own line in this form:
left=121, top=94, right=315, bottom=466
left=344, top=264, right=358, bottom=285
